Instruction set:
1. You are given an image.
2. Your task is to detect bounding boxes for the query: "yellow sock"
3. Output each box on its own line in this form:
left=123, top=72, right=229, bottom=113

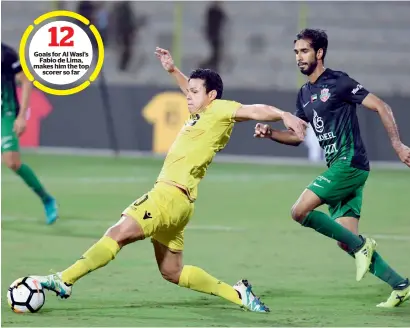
left=178, top=265, right=242, bottom=306
left=61, top=236, right=120, bottom=285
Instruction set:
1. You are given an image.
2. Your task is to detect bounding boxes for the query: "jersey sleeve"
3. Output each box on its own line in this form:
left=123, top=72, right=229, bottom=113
left=338, top=75, right=369, bottom=104
left=214, top=100, right=242, bottom=123
left=5, top=47, right=23, bottom=75
left=294, top=94, right=309, bottom=123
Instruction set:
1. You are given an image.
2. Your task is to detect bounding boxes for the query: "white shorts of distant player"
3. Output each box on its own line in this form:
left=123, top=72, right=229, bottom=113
left=305, top=124, right=324, bottom=162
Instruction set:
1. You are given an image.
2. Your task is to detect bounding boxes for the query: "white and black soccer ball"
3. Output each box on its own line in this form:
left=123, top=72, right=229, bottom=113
left=7, top=277, right=45, bottom=313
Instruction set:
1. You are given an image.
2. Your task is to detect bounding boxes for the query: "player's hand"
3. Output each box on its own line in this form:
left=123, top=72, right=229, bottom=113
left=254, top=123, right=272, bottom=139
left=155, top=47, right=175, bottom=73
left=13, top=115, right=27, bottom=137
left=282, top=112, right=308, bottom=140
left=395, top=143, right=410, bottom=167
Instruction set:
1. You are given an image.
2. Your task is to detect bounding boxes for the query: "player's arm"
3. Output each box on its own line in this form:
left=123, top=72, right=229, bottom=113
left=340, top=76, right=410, bottom=167
left=254, top=124, right=304, bottom=146
left=15, top=71, right=32, bottom=120
left=9, top=49, right=31, bottom=137
left=155, top=47, right=188, bottom=96
left=234, top=104, right=308, bottom=140
left=169, top=67, right=189, bottom=96
left=361, top=93, right=410, bottom=166
left=251, top=94, right=309, bottom=146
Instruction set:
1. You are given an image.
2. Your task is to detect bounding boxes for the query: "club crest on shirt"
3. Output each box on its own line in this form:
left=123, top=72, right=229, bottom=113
left=320, top=88, right=330, bottom=102
left=186, top=113, right=200, bottom=126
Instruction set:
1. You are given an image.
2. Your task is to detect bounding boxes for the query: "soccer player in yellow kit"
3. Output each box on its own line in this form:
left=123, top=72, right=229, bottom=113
left=32, top=48, right=307, bottom=313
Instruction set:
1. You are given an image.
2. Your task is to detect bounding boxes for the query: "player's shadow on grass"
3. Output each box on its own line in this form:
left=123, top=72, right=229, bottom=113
left=45, top=298, right=279, bottom=326
left=263, top=285, right=410, bottom=308
left=55, top=298, right=233, bottom=312
left=323, top=285, right=394, bottom=301
left=262, top=287, right=304, bottom=298
left=377, top=308, right=410, bottom=317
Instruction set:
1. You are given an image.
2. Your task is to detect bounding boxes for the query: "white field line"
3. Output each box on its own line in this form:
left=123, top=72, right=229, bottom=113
left=1, top=172, right=309, bottom=184
left=1, top=215, right=244, bottom=232
left=2, top=216, right=409, bottom=241
left=21, top=146, right=409, bottom=170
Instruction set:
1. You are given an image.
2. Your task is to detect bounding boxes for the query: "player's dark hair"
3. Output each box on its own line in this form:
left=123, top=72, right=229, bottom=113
left=295, top=28, right=328, bottom=61
left=189, top=68, right=223, bottom=99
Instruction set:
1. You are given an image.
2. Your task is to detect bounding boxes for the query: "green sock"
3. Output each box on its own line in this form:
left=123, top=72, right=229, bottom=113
left=16, top=163, right=51, bottom=203
left=345, top=250, right=407, bottom=289
left=370, top=252, right=407, bottom=289
left=302, top=210, right=363, bottom=251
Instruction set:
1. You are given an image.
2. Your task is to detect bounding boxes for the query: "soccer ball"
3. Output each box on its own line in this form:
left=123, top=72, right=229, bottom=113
left=7, top=277, right=45, bottom=313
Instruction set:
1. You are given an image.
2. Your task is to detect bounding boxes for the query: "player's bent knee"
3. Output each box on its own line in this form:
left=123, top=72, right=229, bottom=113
left=105, top=215, right=145, bottom=248
left=8, top=161, right=20, bottom=171
left=160, top=267, right=182, bottom=285
left=4, top=156, right=21, bottom=171
left=291, top=204, right=307, bottom=223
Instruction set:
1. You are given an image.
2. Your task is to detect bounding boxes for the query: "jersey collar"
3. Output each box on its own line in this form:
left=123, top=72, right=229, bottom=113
left=308, top=68, right=329, bottom=86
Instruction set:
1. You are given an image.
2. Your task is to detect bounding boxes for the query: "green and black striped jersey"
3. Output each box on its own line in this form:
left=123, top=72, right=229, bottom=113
left=1, top=43, right=22, bottom=118
left=295, top=69, right=370, bottom=171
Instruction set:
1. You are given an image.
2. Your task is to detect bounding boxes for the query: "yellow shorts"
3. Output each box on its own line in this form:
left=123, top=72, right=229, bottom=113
left=122, top=182, right=194, bottom=251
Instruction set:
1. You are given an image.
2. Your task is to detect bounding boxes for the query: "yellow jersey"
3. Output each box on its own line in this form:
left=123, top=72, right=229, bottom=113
left=142, top=92, right=189, bottom=154
left=156, top=99, right=241, bottom=201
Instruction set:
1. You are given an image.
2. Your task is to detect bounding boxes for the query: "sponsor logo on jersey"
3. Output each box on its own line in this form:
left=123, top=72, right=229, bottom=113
left=312, top=109, right=324, bottom=133
left=317, top=132, right=336, bottom=141
left=320, top=88, right=330, bottom=102
left=12, top=61, right=21, bottom=69
left=351, top=84, right=363, bottom=95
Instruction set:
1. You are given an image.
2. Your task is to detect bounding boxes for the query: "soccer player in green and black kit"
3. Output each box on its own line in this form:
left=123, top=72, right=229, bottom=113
left=2, top=43, right=58, bottom=224
left=254, top=29, right=410, bottom=307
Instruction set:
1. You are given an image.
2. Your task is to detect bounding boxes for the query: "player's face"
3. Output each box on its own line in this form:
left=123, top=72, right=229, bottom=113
left=186, top=78, right=216, bottom=113
left=294, top=39, right=318, bottom=76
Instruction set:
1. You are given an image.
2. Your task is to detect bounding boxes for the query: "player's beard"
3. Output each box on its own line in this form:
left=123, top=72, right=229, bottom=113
left=299, top=59, right=318, bottom=76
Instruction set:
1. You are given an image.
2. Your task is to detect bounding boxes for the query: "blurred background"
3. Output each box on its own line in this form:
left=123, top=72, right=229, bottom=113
left=1, top=0, right=410, bottom=162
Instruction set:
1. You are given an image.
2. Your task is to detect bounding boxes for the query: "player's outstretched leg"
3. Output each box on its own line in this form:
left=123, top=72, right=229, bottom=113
left=152, top=240, right=270, bottom=313
left=31, top=215, right=142, bottom=298
left=377, top=279, right=410, bottom=308
left=291, top=189, right=376, bottom=282
left=336, top=217, right=410, bottom=308
left=2, top=151, right=58, bottom=224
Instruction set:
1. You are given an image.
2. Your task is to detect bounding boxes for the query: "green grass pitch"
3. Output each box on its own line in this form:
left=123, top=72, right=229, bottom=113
left=2, top=153, right=409, bottom=326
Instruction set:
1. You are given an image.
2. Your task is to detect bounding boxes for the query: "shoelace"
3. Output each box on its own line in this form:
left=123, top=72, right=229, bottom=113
left=248, top=285, right=265, bottom=306
left=254, top=296, right=267, bottom=308
left=248, top=287, right=267, bottom=310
